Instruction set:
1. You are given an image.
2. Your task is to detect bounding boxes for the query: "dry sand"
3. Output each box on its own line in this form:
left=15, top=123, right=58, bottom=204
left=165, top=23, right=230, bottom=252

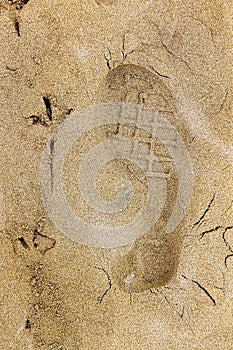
left=0, top=0, right=233, bottom=349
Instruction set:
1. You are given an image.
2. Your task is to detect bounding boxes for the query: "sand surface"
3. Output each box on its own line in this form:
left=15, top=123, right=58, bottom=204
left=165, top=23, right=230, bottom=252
left=0, top=0, right=233, bottom=349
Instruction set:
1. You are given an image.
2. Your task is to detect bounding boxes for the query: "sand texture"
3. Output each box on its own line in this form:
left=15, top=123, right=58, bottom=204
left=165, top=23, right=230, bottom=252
left=0, top=0, right=233, bottom=349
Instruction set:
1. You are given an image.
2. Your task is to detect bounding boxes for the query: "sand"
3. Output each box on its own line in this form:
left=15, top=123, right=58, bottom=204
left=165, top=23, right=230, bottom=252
left=0, top=0, right=233, bottom=349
